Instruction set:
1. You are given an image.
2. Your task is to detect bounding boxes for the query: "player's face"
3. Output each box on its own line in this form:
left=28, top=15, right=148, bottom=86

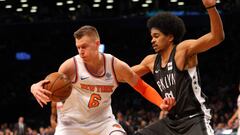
left=75, top=35, right=99, bottom=62
left=150, top=28, right=173, bottom=53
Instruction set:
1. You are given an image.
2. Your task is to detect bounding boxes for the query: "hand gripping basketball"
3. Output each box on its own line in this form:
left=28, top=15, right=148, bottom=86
left=43, top=72, right=72, bottom=102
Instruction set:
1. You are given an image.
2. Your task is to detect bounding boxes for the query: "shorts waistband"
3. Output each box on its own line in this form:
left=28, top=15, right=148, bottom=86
left=167, top=111, right=203, bottom=120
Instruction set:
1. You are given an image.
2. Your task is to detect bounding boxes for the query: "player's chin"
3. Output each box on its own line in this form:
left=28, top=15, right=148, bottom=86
left=81, top=57, right=88, bottom=62
left=152, top=47, right=160, bottom=53
left=154, top=49, right=159, bottom=53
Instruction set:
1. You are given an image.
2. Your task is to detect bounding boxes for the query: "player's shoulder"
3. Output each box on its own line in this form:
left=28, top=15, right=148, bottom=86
left=64, top=56, right=76, bottom=65
left=176, top=39, right=196, bottom=51
left=102, top=53, right=114, bottom=59
left=105, top=53, right=122, bottom=63
left=59, top=56, right=76, bottom=75
left=143, top=54, right=157, bottom=63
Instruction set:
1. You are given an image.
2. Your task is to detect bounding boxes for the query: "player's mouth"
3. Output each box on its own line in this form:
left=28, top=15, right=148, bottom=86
left=152, top=44, right=158, bottom=50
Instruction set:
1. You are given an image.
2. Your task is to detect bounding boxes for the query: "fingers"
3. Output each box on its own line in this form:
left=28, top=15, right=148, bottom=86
left=161, top=97, right=176, bottom=111
left=33, top=86, right=51, bottom=101
left=35, top=90, right=50, bottom=103
left=32, top=92, right=45, bottom=107
left=36, top=98, right=44, bottom=108
left=40, top=79, right=50, bottom=84
left=160, top=103, right=169, bottom=111
left=168, top=97, right=176, bottom=111
left=41, top=88, right=52, bottom=95
left=31, top=80, right=52, bottom=107
left=39, top=80, right=52, bottom=95
left=163, top=97, right=175, bottom=106
left=169, top=97, right=176, bottom=106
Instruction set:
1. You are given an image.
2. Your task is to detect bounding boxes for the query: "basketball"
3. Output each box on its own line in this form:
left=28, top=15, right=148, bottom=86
left=43, top=72, right=72, bottom=102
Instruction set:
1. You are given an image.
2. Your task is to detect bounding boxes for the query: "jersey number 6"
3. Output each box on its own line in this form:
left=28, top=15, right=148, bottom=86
left=88, top=93, right=101, bottom=108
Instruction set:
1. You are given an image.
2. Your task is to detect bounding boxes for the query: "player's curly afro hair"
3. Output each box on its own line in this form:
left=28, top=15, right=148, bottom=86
left=147, top=12, right=186, bottom=45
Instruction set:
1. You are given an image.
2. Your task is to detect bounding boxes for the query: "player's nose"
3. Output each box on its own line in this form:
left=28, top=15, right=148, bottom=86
left=151, top=39, right=155, bottom=44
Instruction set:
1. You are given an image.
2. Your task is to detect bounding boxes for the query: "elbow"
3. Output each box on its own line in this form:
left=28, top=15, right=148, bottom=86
left=217, top=34, right=225, bottom=45
left=212, top=32, right=225, bottom=47
left=218, top=31, right=225, bottom=43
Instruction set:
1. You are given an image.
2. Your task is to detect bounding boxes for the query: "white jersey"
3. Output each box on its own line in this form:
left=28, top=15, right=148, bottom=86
left=58, top=53, right=118, bottom=125
left=56, top=102, right=63, bottom=123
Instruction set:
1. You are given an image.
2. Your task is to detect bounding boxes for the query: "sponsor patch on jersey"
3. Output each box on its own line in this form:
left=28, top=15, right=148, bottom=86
left=167, top=62, right=173, bottom=71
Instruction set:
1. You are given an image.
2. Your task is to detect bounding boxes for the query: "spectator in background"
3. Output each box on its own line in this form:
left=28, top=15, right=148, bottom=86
left=116, top=112, right=134, bottom=135
left=14, top=116, right=26, bottom=135
left=5, top=128, right=13, bottom=135
left=39, top=127, right=45, bottom=135
left=228, top=83, right=240, bottom=135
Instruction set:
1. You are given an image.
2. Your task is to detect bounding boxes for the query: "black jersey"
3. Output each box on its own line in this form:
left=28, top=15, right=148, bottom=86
left=153, top=46, right=211, bottom=119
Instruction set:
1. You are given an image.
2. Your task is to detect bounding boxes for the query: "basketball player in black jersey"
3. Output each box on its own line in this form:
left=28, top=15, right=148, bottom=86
left=132, top=0, right=225, bottom=134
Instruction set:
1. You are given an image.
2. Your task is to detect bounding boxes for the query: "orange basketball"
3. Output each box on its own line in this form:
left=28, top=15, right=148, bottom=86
left=43, top=72, right=72, bottom=102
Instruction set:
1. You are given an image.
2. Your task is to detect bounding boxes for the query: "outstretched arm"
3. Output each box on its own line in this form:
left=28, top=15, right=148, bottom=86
left=131, top=54, right=156, bottom=77
left=178, top=0, right=225, bottom=57
left=114, top=57, right=175, bottom=111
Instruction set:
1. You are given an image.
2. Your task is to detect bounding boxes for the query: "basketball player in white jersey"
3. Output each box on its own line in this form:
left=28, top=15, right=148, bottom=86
left=31, top=25, right=175, bottom=135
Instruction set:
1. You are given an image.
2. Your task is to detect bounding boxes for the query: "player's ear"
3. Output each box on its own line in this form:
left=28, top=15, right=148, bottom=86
left=96, top=40, right=100, bottom=47
left=168, top=34, right=174, bottom=43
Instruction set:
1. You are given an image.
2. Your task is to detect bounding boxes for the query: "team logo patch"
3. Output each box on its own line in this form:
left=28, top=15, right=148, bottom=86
left=112, top=124, right=122, bottom=128
left=105, top=72, right=112, bottom=80
left=155, top=69, right=160, bottom=74
left=167, top=62, right=173, bottom=71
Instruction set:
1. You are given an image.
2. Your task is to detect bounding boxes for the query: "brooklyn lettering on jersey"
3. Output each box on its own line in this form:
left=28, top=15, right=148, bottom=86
left=79, top=83, right=114, bottom=93
left=156, top=73, right=176, bottom=92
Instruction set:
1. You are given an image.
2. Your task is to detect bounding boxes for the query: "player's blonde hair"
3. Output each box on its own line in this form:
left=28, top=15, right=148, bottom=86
left=73, top=25, right=100, bottom=40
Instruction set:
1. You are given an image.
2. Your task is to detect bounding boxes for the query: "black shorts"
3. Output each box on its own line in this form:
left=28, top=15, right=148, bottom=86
left=135, top=114, right=214, bottom=135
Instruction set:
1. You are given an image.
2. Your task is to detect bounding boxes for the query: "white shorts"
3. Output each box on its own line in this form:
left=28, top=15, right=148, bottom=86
left=54, top=117, right=126, bottom=135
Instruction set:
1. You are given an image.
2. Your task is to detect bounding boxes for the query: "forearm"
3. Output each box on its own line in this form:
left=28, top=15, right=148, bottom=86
left=131, top=65, right=149, bottom=77
left=50, top=114, right=57, bottom=129
left=133, top=78, right=163, bottom=107
left=207, top=6, right=225, bottom=43
left=50, top=102, right=57, bottom=129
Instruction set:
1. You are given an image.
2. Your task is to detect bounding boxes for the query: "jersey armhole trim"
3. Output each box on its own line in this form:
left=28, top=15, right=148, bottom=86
left=111, top=57, right=119, bottom=86
left=72, top=56, right=78, bottom=84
